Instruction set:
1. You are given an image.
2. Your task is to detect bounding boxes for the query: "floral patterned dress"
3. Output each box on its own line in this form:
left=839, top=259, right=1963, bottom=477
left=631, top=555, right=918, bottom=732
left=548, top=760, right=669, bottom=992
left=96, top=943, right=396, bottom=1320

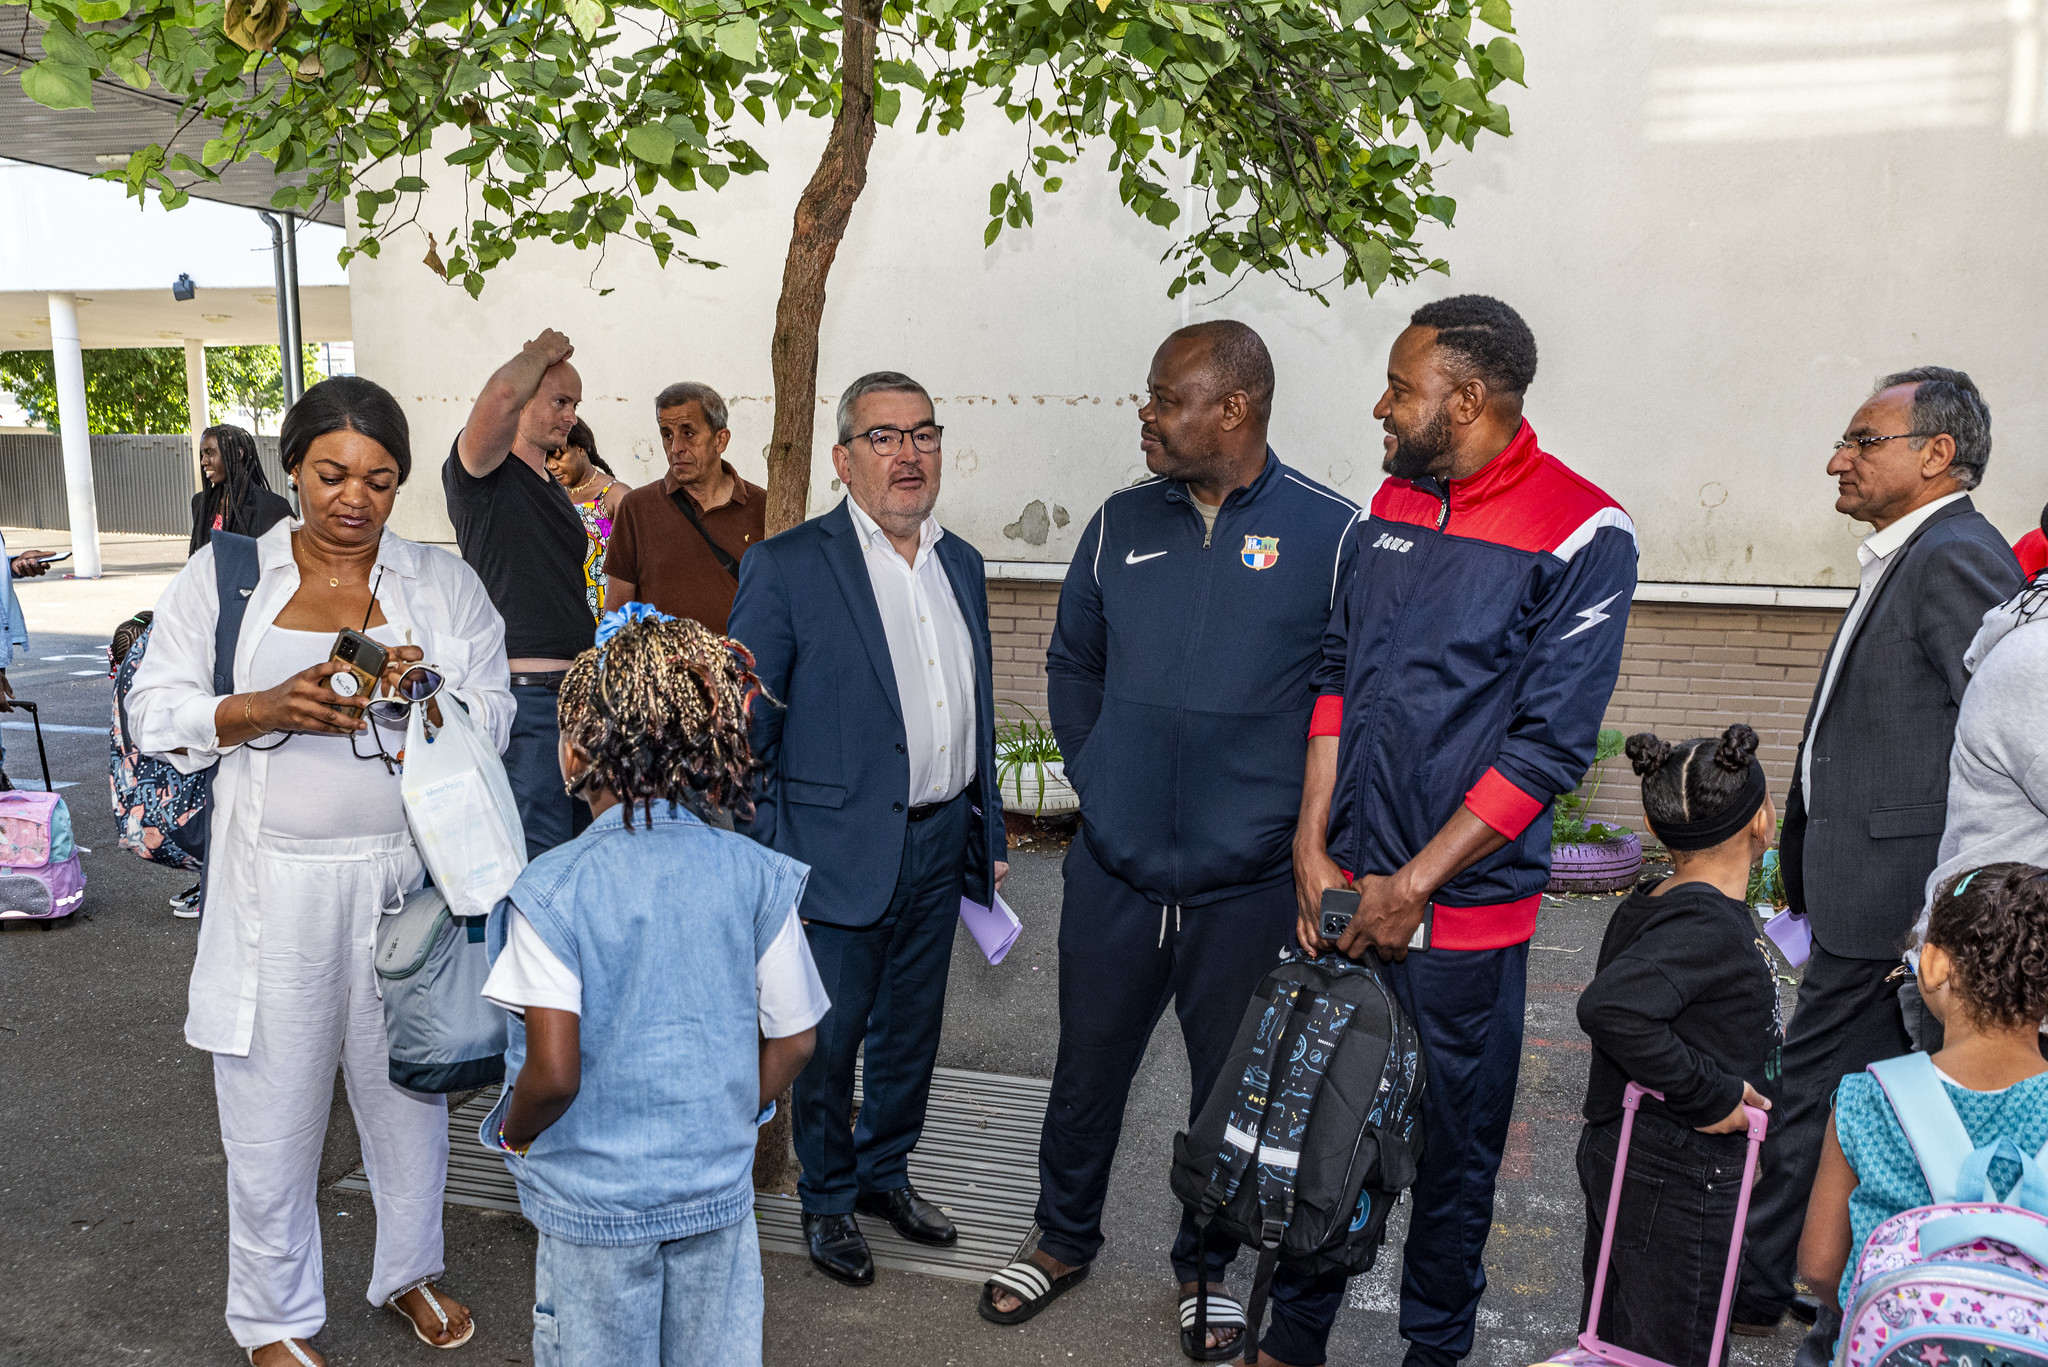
left=571, top=485, right=615, bottom=622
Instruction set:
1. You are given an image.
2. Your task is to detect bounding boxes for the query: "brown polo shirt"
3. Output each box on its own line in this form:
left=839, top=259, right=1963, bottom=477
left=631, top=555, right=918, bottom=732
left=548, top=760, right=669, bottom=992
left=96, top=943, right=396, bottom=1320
left=601, top=462, right=767, bottom=634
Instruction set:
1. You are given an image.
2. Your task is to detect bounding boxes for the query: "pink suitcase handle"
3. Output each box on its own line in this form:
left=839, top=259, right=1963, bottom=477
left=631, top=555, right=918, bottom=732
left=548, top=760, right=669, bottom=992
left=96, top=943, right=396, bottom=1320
left=1580, top=1081, right=1769, bottom=1367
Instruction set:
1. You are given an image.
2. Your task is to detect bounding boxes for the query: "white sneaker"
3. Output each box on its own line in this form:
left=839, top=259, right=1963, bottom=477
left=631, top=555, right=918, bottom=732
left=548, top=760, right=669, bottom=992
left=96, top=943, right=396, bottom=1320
left=170, top=884, right=202, bottom=919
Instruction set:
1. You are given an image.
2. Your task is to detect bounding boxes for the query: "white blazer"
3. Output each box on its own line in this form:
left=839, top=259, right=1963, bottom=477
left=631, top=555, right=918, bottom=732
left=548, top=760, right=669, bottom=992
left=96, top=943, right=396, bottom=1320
left=128, top=520, right=515, bottom=1056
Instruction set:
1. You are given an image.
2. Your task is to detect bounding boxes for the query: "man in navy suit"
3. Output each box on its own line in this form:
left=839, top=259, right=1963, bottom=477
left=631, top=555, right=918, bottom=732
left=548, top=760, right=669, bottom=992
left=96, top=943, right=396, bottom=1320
left=729, top=371, right=1008, bottom=1287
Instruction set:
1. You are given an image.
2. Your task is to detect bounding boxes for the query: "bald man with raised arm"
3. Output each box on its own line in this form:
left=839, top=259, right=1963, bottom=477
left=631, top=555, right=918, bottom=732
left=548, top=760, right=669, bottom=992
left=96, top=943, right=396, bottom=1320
left=445, top=329, right=595, bottom=858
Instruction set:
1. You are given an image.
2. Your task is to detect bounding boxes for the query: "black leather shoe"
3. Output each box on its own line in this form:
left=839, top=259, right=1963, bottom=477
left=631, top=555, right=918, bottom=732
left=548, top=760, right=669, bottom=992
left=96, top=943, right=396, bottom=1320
left=854, top=1184, right=957, bottom=1247
left=802, top=1213, right=874, bottom=1286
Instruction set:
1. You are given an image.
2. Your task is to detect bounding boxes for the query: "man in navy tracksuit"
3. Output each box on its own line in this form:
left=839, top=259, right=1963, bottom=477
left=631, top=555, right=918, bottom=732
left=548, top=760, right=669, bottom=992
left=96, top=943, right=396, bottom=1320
left=1296, top=296, right=1637, bottom=1367
left=975, top=321, right=1360, bottom=1361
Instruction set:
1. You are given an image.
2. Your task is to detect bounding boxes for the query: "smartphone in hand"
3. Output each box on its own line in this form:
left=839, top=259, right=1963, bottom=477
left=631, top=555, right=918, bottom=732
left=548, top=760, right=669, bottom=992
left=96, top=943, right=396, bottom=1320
left=1319, top=887, right=1433, bottom=952
left=328, top=629, right=388, bottom=700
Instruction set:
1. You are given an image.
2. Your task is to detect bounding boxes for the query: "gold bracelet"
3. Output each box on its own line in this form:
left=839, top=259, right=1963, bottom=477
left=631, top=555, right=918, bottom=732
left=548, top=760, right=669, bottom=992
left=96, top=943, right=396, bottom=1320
left=243, top=694, right=256, bottom=733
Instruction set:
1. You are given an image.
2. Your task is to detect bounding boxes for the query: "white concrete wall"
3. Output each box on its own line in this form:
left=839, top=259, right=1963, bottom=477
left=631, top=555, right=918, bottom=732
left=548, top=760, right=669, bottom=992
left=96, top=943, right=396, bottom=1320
left=350, top=0, right=2048, bottom=584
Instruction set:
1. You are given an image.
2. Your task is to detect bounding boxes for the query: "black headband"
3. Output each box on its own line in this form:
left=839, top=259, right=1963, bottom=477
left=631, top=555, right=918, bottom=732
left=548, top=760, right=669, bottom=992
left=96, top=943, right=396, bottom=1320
left=1647, top=758, right=1768, bottom=852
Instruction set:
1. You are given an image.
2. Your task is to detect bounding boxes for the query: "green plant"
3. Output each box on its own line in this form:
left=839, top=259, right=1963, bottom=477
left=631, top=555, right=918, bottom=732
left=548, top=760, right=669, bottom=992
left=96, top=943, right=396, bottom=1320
left=0, top=343, right=321, bottom=434
left=1551, top=728, right=1629, bottom=845
left=23, top=0, right=1522, bottom=535
left=1745, top=841, right=1786, bottom=907
left=995, top=704, right=1066, bottom=816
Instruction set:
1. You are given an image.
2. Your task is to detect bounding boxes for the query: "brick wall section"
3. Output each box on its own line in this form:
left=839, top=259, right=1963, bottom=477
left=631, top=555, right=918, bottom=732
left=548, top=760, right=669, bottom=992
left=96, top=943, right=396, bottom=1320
left=987, top=580, right=1061, bottom=720
left=980, top=582, right=1845, bottom=845
left=1586, top=602, right=1843, bottom=836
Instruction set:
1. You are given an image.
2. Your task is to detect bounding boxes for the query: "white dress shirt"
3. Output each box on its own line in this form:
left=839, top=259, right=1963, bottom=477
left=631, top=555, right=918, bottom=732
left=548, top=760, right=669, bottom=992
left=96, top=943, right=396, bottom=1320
left=1801, top=491, right=1967, bottom=795
left=846, top=497, right=978, bottom=806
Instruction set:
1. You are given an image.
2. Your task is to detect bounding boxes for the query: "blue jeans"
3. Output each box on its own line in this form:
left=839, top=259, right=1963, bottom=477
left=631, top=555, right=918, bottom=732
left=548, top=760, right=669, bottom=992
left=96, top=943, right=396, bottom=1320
left=507, top=682, right=588, bottom=861
left=532, top=1218, right=763, bottom=1367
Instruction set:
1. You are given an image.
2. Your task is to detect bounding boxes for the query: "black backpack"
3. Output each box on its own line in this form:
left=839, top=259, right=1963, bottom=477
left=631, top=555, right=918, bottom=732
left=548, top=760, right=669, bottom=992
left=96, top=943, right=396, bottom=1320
left=1170, top=953, right=1427, bottom=1364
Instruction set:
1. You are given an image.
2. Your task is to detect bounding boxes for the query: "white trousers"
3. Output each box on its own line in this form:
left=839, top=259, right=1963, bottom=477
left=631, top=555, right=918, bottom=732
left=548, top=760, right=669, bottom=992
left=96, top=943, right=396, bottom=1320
left=211, top=831, right=446, bottom=1349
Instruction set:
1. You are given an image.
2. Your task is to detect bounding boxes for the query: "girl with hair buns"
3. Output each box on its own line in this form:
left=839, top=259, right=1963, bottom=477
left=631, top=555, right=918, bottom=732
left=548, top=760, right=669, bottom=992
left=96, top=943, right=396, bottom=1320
left=1573, top=723, right=1782, bottom=1367
left=478, top=605, right=829, bottom=1367
left=1798, top=863, right=2048, bottom=1357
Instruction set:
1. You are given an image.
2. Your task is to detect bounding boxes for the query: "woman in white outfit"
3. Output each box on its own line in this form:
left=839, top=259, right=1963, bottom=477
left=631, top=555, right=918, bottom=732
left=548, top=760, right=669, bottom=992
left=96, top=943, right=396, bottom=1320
left=130, top=376, right=514, bottom=1366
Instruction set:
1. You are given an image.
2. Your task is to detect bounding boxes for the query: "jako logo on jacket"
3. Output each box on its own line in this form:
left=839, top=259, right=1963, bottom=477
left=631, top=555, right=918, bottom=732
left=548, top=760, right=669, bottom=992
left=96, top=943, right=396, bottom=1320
left=1313, top=422, right=1638, bottom=950
left=1048, top=452, right=1361, bottom=906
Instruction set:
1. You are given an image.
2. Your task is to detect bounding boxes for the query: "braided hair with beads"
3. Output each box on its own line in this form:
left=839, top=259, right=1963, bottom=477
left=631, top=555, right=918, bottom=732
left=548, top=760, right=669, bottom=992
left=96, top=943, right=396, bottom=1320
left=557, top=607, right=773, bottom=828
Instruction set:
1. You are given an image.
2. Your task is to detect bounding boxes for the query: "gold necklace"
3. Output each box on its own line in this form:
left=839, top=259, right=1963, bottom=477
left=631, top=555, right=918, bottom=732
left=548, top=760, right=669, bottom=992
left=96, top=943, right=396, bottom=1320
left=568, top=472, right=605, bottom=500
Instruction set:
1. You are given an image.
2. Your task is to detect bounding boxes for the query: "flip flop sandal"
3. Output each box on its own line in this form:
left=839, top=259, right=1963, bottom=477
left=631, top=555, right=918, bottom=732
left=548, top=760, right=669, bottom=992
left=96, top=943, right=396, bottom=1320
left=978, top=1258, right=1090, bottom=1325
left=247, top=1341, right=320, bottom=1366
left=1178, top=1291, right=1247, bottom=1363
left=386, top=1278, right=477, bottom=1350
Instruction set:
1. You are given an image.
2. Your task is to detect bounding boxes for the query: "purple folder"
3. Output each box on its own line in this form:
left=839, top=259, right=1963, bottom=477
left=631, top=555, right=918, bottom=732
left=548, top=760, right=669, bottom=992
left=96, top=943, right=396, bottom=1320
left=959, top=894, right=1022, bottom=966
left=1763, top=908, right=1812, bottom=968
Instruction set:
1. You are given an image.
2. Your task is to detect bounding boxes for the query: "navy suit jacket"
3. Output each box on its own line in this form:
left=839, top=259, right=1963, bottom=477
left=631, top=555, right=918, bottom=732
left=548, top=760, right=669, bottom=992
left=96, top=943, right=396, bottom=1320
left=727, top=497, right=1007, bottom=928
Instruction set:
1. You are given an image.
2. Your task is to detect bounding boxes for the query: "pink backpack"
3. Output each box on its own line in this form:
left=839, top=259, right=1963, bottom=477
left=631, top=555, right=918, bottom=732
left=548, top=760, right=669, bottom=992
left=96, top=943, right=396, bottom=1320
left=0, top=789, right=85, bottom=921
left=1837, top=1053, right=2048, bottom=1367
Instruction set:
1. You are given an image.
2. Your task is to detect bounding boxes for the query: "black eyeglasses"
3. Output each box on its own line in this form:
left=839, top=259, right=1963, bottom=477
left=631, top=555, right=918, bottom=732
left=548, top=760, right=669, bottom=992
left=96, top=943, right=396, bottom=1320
left=852, top=425, right=943, bottom=457
left=1832, top=432, right=1935, bottom=453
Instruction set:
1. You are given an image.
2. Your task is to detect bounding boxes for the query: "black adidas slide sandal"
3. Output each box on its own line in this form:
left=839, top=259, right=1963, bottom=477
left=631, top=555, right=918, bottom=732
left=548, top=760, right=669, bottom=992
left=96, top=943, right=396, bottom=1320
left=1179, top=1290, right=1247, bottom=1363
left=978, top=1257, right=1090, bottom=1325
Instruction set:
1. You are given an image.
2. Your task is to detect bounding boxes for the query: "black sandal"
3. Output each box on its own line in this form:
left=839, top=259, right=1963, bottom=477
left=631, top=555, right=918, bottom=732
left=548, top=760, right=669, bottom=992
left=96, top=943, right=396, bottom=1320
left=978, top=1257, right=1090, bottom=1325
left=1178, top=1289, right=1247, bottom=1362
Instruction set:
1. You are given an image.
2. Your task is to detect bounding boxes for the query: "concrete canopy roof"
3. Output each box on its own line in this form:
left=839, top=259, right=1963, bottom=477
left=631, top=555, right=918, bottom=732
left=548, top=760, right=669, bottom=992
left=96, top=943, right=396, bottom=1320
left=0, top=3, right=341, bottom=227
left=0, top=285, right=350, bottom=349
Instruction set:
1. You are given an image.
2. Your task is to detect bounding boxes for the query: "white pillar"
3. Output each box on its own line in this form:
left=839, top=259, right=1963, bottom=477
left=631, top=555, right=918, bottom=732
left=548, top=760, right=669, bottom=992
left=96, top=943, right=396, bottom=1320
left=46, top=293, right=101, bottom=580
left=183, top=339, right=209, bottom=493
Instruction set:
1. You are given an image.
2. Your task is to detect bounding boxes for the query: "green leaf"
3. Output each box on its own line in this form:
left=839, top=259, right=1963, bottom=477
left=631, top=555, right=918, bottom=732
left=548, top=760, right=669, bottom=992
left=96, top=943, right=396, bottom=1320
left=1485, top=36, right=1524, bottom=84
left=108, top=55, right=150, bottom=90
left=983, top=218, right=1001, bottom=246
left=565, top=0, right=604, bottom=40
left=1477, top=0, right=1515, bottom=32
left=393, top=175, right=428, bottom=192
left=37, top=24, right=100, bottom=71
left=21, top=60, right=94, bottom=110
left=715, top=14, right=759, bottom=62
left=874, top=85, right=900, bottom=126
left=76, top=0, right=131, bottom=20
left=1355, top=235, right=1393, bottom=292
left=624, top=122, right=676, bottom=165
left=448, top=59, right=491, bottom=96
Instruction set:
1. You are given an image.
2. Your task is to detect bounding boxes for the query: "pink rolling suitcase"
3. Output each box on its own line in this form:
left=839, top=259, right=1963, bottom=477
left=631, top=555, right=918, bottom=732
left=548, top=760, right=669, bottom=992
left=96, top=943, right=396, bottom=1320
left=1532, top=1081, right=1769, bottom=1367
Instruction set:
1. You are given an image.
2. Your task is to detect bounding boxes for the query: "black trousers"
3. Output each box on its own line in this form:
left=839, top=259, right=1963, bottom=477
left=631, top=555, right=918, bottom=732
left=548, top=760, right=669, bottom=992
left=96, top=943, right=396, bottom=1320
left=792, top=792, right=968, bottom=1214
left=1579, top=1113, right=1755, bottom=1367
left=1738, top=944, right=1909, bottom=1322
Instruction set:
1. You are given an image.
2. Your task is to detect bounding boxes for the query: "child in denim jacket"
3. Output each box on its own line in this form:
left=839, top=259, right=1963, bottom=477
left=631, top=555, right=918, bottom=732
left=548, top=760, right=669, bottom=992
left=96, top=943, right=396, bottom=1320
left=481, top=607, right=827, bottom=1367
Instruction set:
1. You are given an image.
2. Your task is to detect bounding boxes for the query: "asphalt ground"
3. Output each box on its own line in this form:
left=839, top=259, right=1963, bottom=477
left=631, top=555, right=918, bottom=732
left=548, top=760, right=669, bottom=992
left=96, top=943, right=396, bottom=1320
left=0, top=538, right=1807, bottom=1367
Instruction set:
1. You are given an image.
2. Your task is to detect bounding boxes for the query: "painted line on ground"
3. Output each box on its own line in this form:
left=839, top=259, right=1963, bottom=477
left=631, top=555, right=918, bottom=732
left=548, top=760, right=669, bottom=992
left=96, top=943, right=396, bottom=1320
left=0, top=720, right=103, bottom=734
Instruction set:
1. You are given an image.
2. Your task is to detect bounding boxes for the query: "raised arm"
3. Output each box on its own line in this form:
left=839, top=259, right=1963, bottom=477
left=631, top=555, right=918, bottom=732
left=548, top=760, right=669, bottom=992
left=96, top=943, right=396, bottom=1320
left=456, top=329, right=575, bottom=477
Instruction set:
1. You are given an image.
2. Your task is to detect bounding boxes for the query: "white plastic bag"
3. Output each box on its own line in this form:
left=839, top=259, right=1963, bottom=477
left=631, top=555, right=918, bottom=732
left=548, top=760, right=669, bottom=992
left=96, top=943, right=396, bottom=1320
left=400, top=696, right=527, bottom=919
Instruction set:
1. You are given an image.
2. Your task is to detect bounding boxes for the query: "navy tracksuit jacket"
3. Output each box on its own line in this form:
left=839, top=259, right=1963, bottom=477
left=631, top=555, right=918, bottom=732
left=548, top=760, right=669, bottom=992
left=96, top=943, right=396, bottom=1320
left=1047, top=452, right=1362, bottom=904
left=1316, top=421, right=1638, bottom=1364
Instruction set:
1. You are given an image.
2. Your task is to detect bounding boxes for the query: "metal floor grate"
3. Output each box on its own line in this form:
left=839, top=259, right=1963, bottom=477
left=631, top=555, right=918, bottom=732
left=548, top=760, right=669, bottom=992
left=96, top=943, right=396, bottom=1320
left=335, top=1065, right=1049, bottom=1284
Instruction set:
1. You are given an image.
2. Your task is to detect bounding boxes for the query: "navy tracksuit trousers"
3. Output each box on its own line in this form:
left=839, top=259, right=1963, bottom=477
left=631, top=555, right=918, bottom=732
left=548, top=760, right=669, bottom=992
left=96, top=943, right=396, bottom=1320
left=1386, top=940, right=1529, bottom=1366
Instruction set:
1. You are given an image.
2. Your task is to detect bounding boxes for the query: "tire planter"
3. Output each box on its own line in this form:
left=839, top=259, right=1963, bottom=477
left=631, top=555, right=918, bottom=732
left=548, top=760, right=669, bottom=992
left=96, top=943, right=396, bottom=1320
left=999, top=759, right=1079, bottom=816
left=1546, top=832, right=1644, bottom=893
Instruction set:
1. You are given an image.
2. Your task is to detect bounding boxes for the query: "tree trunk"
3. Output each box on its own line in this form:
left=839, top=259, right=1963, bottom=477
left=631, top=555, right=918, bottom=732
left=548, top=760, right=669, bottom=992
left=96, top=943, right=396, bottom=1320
left=761, top=0, right=886, bottom=538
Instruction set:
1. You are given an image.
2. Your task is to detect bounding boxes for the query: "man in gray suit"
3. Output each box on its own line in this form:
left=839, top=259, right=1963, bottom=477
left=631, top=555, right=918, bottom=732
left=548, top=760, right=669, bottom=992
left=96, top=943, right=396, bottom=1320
left=1740, top=367, right=2023, bottom=1358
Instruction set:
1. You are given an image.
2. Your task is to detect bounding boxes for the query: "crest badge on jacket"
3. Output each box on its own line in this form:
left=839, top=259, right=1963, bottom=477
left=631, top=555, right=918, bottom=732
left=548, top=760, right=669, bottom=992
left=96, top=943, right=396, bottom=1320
left=1241, top=535, right=1280, bottom=570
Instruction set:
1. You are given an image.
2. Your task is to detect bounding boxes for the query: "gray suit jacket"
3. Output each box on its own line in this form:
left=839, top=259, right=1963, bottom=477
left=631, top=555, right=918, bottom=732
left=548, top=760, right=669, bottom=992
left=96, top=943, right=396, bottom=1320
left=1782, top=496, right=2022, bottom=959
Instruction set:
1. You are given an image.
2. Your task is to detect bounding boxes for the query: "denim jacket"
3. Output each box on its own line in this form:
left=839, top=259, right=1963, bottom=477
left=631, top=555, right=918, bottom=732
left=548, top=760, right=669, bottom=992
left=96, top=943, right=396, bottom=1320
left=482, top=802, right=810, bottom=1246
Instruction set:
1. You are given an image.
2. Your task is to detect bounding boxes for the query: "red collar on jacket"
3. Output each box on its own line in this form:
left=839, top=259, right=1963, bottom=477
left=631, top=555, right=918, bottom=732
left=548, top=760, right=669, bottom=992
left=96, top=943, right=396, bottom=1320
left=1370, top=421, right=1626, bottom=558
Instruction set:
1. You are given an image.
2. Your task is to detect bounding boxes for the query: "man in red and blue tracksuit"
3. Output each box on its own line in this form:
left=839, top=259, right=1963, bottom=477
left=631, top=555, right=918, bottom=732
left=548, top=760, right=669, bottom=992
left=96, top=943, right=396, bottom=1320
left=1296, top=295, right=1638, bottom=1367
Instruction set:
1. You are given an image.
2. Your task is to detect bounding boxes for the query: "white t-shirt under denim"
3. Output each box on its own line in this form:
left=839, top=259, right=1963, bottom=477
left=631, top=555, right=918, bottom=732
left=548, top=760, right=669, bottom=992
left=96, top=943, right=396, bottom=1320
left=484, top=902, right=829, bottom=1039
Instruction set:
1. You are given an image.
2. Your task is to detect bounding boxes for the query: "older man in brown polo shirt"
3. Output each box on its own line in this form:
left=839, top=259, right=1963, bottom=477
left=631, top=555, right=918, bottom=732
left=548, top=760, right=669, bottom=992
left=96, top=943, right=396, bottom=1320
left=603, top=381, right=767, bottom=633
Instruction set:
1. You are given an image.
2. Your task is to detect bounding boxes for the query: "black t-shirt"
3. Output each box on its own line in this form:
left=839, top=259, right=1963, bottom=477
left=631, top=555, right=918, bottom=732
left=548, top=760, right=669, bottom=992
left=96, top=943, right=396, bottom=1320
left=1577, top=878, right=1785, bottom=1129
left=443, top=439, right=593, bottom=661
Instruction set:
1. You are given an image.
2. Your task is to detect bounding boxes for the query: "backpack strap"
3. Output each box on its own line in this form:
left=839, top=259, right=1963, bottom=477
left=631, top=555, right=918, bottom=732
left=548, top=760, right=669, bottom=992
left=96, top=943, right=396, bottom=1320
left=1205, top=978, right=1307, bottom=1210
left=1920, top=1210, right=2048, bottom=1267
left=1868, top=1053, right=1975, bottom=1203
left=209, top=531, right=262, bottom=697
left=1954, top=1136, right=2048, bottom=1213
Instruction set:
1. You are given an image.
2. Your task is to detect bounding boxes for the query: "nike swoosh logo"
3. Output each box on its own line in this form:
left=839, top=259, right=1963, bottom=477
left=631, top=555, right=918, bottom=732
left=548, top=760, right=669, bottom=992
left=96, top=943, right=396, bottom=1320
left=1125, top=550, right=1169, bottom=565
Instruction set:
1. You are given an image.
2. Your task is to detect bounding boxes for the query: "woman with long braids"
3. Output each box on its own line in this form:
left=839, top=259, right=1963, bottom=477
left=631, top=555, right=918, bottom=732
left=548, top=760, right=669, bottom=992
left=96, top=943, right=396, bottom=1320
left=480, top=605, right=827, bottom=1367
left=189, top=423, right=294, bottom=554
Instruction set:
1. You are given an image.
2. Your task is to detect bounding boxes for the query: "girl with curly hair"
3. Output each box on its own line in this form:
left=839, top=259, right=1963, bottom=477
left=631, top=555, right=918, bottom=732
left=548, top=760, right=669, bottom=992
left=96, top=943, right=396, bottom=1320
left=478, top=605, right=828, bottom=1367
left=1799, top=863, right=2048, bottom=1355
left=1574, top=723, right=1782, bottom=1367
